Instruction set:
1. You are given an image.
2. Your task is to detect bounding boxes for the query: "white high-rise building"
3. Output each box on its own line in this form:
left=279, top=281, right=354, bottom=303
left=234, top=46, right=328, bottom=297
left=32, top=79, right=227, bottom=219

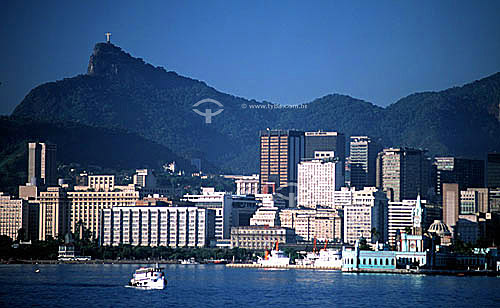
left=297, top=156, right=344, bottom=209
left=387, top=196, right=427, bottom=246
left=342, top=187, right=388, bottom=244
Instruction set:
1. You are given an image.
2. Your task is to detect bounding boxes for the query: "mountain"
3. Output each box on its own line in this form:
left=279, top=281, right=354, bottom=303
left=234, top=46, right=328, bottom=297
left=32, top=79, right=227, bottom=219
left=0, top=116, right=194, bottom=195
left=11, top=42, right=500, bottom=173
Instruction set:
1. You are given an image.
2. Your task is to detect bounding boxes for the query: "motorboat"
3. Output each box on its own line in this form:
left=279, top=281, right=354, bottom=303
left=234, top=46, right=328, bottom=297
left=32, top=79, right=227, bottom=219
left=128, top=265, right=166, bottom=289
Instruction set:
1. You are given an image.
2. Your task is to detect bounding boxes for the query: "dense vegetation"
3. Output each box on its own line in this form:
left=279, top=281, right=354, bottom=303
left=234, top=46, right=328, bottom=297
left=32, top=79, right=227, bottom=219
left=9, top=42, right=500, bottom=175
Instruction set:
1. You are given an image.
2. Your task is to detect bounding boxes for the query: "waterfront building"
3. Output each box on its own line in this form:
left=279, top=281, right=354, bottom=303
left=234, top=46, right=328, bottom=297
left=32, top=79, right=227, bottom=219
left=342, top=187, right=388, bottom=244
left=250, top=207, right=280, bottom=227
left=305, top=131, right=345, bottom=177
left=349, top=136, right=380, bottom=189
left=28, top=142, right=57, bottom=186
left=259, top=129, right=305, bottom=206
left=434, top=157, right=484, bottom=198
left=234, top=174, right=260, bottom=195
left=182, top=187, right=258, bottom=240
left=487, top=153, right=500, bottom=188
left=0, top=193, right=37, bottom=241
left=427, top=220, right=453, bottom=246
left=297, top=156, right=343, bottom=208
left=67, top=189, right=139, bottom=239
left=376, top=147, right=431, bottom=202
left=133, top=169, right=157, bottom=189
left=279, top=208, right=343, bottom=242
left=101, top=206, right=215, bottom=247
left=39, top=187, right=70, bottom=240
left=230, top=226, right=296, bottom=250
left=395, top=232, right=430, bottom=268
left=342, top=241, right=396, bottom=271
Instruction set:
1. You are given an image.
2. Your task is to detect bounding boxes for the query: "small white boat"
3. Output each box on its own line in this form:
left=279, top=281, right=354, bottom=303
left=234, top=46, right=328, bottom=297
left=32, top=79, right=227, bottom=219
left=180, top=258, right=199, bottom=265
left=128, top=265, right=166, bottom=289
left=34, top=269, right=40, bottom=273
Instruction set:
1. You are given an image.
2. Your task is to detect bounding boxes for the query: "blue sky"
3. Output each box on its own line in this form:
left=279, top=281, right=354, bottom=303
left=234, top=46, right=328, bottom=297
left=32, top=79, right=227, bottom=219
left=1, top=1, right=500, bottom=114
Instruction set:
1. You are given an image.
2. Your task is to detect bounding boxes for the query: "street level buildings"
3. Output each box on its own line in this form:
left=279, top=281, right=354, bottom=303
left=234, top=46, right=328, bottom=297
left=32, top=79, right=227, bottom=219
left=0, top=193, right=38, bottom=241
left=279, top=208, right=343, bottom=242
left=387, top=197, right=427, bottom=246
left=102, top=206, right=215, bottom=247
left=230, top=226, right=296, bottom=249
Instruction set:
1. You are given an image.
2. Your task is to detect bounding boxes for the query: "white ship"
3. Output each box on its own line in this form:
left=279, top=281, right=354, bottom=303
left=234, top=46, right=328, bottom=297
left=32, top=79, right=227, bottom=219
left=257, top=241, right=290, bottom=267
left=128, top=266, right=166, bottom=289
left=314, top=249, right=342, bottom=269
left=180, top=258, right=199, bottom=265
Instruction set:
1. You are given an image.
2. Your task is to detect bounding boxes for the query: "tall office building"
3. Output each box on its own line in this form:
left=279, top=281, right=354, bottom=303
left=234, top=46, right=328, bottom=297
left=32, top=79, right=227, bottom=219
left=487, top=153, right=500, bottom=188
left=442, top=183, right=459, bottom=228
left=39, top=187, right=70, bottom=240
left=297, top=156, right=343, bottom=208
left=376, top=147, right=431, bottom=202
left=434, top=157, right=484, bottom=197
left=305, top=131, right=345, bottom=176
left=259, top=130, right=305, bottom=205
left=349, top=136, right=380, bottom=189
left=28, top=142, right=57, bottom=186
left=0, top=193, right=31, bottom=241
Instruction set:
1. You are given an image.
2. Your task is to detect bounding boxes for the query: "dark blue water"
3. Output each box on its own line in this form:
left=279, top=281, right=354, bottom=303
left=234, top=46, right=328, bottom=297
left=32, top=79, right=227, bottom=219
left=0, top=264, right=499, bottom=307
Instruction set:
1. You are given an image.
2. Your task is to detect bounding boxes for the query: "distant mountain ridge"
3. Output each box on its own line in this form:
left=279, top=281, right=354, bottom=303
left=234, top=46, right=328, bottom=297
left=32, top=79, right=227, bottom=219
left=11, top=42, right=500, bottom=173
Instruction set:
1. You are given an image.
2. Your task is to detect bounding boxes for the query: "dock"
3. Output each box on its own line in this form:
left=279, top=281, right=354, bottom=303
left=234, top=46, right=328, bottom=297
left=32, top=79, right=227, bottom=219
left=226, top=263, right=341, bottom=270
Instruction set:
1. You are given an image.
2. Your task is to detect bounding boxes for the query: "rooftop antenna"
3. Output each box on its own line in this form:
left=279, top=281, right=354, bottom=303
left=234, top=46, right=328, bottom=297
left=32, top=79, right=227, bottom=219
left=105, top=32, right=111, bottom=43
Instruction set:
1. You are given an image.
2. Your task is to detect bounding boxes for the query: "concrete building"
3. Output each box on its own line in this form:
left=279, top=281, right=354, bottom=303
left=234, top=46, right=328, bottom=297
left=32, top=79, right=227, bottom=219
left=67, top=189, right=139, bottom=239
left=259, top=129, right=305, bottom=205
left=279, top=208, right=343, bottom=242
left=342, top=187, right=388, bottom=244
left=297, top=157, right=343, bottom=209
left=250, top=206, right=280, bottom=227
left=39, top=187, right=70, bottom=240
left=235, top=174, right=260, bottom=195
left=133, top=169, right=157, bottom=189
left=387, top=196, right=427, bottom=246
left=182, top=188, right=258, bottom=240
left=487, top=153, right=500, bottom=188
left=102, top=206, right=215, bottom=247
left=28, top=142, right=57, bottom=186
left=305, top=131, right=345, bottom=177
left=442, top=183, right=459, bottom=229
left=230, top=226, right=296, bottom=250
left=349, top=136, right=380, bottom=189
left=88, top=175, right=115, bottom=192
left=489, top=188, right=500, bottom=213
left=0, top=193, right=34, bottom=241
left=376, top=147, right=431, bottom=202
left=434, top=157, right=484, bottom=198
left=255, top=194, right=286, bottom=208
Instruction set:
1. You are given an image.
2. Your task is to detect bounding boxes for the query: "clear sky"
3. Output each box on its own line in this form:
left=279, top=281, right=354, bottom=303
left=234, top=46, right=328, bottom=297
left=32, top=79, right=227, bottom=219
left=1, top=1, right=500, bottom=115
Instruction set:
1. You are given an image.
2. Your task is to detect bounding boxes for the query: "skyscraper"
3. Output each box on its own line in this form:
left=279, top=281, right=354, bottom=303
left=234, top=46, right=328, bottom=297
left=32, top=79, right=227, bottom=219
left=349, top=136, right=380, bottom=189
left=434, top=157, right=484, bottom=197
left=442, top=183, right=459, bottom=228
left=376, top=147, right=431, bottom=202
left=28, top=142, right=57, bottom=186
left=304, top=131, right=345, bottom=176
left=487, top=153, right=500, bottom=188
left=259, top=129, right=305, bottom=205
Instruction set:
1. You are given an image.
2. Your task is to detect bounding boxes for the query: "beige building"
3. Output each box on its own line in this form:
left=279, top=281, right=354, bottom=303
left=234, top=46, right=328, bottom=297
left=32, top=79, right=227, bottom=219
left=67, top=190, right=139, bottom=239
left=230, top=226, right=296, bottom=249
left=28, top=142, right=57, bottom=186
left=279, top=208, right=343, bottom=242
left=0, top=193, right=33, bottom=241
left=39, top=187, right=70, bottom=240
left=250, top=206, right=280, bottom=227
left=235, top=174, right=260, bottom=195
left=102, top=206, right=215, bottom=247
left=88, top=175, right=115, bottom=192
